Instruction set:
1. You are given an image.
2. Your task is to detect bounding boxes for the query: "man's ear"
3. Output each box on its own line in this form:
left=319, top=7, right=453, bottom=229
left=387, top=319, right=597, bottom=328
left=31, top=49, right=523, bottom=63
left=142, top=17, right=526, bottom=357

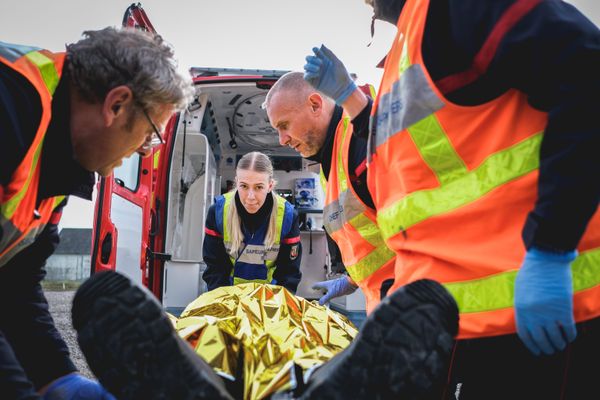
left=307, top=93, right=323, bottom=115
left=102, top=85, right=134, bottom=127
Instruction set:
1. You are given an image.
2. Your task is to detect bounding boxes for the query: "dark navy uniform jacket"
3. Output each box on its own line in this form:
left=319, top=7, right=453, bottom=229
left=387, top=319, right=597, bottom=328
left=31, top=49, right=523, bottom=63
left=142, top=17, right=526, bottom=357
left=203, top=192, right=302, bottom=293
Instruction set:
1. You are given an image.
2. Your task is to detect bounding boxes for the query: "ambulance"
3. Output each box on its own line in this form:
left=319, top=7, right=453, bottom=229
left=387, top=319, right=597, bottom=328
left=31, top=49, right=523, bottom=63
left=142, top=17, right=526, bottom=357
left=91, top=4, right=367, bottom=315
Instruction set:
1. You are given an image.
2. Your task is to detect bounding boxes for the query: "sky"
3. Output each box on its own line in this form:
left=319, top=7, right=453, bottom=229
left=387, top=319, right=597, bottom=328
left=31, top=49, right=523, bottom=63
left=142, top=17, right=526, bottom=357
left=1, top=0, right=599, bottom=229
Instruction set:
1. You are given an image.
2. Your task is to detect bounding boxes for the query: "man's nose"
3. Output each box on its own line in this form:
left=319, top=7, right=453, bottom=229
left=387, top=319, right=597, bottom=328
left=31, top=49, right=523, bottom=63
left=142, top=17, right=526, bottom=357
left=247, top=190, right=256, bottom=199
left=278, top=132, right=290, bottom=146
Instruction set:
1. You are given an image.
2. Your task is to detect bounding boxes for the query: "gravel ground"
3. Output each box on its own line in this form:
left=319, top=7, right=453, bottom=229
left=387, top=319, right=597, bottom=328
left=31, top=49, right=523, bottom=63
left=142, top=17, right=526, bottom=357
left=45, top=290, right=94, bottom=379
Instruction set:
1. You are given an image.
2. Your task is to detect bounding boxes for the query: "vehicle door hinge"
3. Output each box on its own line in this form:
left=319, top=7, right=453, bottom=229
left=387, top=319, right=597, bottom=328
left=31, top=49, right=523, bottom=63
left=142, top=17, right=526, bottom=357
left=146, top=248, right=171, bottom=261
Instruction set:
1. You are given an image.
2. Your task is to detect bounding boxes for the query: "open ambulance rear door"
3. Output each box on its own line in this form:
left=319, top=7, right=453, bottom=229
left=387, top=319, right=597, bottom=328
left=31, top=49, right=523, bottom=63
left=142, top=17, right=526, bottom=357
left=90, top=4, right=165, bottom=292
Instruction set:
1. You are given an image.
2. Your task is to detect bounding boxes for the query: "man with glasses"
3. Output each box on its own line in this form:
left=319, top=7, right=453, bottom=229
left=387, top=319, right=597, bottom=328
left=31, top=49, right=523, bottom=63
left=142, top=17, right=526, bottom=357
left=0, top=27, right=195, bottom=399
left=141, top=107, right=165, bottom=151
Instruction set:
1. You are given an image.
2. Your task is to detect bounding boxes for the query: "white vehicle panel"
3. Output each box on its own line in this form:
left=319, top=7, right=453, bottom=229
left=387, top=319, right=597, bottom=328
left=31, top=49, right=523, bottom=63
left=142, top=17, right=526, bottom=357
left=111, top=193, right=143, bottom=286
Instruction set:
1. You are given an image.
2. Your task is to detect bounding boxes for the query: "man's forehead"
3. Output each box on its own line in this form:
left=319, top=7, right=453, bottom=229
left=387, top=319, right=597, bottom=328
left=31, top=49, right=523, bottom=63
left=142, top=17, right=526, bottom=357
left=269, top=91, right=302, bottom=114
left=267, top=96, right=295, bottom=124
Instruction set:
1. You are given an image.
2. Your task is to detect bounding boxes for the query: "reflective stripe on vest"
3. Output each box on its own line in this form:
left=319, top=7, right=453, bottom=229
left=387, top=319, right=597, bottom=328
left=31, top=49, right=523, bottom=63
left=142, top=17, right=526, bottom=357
left=322, top=116, right=395, bottom=312
left=445, top=247, right=600, bottom=314
left=0, top=43, right=66, bottom=267
left=378, top=130, right=543, bottom=239
left=367, top=0, right=600, bottom=337
left=222, top=192, right=286, bottom=285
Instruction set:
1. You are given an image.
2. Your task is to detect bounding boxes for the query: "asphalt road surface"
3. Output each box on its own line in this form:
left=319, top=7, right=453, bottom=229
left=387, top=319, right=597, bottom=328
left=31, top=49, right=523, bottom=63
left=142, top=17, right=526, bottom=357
left=45, top=290, right=94, bottom=379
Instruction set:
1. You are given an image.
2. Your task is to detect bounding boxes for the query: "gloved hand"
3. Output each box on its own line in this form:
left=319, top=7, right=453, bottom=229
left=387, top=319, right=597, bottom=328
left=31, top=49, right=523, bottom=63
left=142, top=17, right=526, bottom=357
left=304, top=44, right=357, bottom=105
left=514, top=247, right=577, bottom=356
left=42, top=373, right=115, bottom=400
left=312, top=276, right=358, bottom=306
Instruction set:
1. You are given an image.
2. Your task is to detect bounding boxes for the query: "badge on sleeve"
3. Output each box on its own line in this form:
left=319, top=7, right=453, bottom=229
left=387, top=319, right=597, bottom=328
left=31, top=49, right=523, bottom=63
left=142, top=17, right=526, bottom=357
left=290, top=244, right=299, bottom=260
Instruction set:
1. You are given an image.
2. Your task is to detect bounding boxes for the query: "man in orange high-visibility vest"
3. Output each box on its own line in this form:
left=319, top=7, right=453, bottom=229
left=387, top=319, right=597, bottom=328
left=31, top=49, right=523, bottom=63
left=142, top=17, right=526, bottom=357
left=0, top=27, right=228, bottom=399
left=299, top=0, right=600, bottom=398
left=263, top=71, right=459, bottom=398
left=264, top=71, right=396, bottom=314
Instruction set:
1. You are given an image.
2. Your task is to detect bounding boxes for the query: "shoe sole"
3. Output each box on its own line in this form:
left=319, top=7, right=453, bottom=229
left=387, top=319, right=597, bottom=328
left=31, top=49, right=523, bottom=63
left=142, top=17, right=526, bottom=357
left=72, top=271, right=232, bottom=400
left=300, top=279, right=459, bottom=400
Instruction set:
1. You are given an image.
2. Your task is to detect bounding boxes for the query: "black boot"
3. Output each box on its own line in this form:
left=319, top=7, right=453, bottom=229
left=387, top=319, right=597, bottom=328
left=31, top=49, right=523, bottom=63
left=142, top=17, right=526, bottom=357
left=72, top=270, right=233, bottom=400
left=299, top=279, right=459, bottom=400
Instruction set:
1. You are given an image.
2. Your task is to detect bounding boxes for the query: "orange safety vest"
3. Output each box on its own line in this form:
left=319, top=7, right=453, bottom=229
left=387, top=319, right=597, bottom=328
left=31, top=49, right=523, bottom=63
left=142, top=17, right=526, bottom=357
left=367, top=0, right=600, bottom=338
left=0, top=42, right=66, bottom=268
left=322, top=115, right=395, bottom=314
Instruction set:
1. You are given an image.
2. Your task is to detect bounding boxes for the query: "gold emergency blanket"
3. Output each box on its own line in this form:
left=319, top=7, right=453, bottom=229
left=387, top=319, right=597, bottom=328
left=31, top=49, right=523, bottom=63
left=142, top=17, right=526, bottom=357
left=173, top=283, right=358, bottom=400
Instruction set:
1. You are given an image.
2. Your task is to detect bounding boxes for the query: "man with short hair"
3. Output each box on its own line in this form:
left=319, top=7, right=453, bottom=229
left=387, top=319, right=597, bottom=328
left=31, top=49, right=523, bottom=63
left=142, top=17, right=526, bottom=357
left=263, top=71, right=396, bottom=314
left=0, top=27, right=193, bottom=399
left=262, top=72, right=461, bottom=399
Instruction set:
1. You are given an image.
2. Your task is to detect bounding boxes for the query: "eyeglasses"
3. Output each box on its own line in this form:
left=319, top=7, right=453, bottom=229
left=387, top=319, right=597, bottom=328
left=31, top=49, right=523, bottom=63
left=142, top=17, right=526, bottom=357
left=141, top=107, right=165, bottom=150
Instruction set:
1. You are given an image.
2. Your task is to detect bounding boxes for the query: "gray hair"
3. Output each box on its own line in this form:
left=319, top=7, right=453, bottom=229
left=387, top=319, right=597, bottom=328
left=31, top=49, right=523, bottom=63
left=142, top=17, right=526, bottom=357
left=227, top=152, right=279, bottom=257
left=66, top=27, right=193, bottom=113
left=263, top=71, right=316, bottom=110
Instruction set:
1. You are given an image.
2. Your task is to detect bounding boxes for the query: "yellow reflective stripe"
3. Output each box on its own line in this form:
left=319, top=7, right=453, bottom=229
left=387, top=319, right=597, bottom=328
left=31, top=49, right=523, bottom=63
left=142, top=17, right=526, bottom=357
left=337, top=117, right=351, bottom=192
left=266, top=259, right=276, bottom=282
left=53, top=196, right=66, bottom=209
left=444, top=247, right=600, bottom=314
left=274, top=195, right=286, bottom=245
left=346, top=213, right=395, bottom=282
left=572, top=247, right=600, bottom=292
left=408, top=114, right=467, bottom=185
left=348, top=213, right=385, bottom=248
left=346, top=244, right=396, bottom=282
left=0, top=140, right=44, bottom=219
left=444, top=270, right=516, bottom=313
left=153, top=150, right=161, bottom=169
left=399, top=38, right=410, bottom=74
left=0, top=227, right=40, bottom=268
left=319, top=169, right=327, bottom=191
left=368, top=84, right=376, bottom=99
left=379, top=133, right=543, bottom=240
left=25, top=51, right=59, bottom=94
left=327, top=115, right=394, bottom=283
left=233, top=277, right=270, bottom=286
left=223, top=192, right=232, bottom=243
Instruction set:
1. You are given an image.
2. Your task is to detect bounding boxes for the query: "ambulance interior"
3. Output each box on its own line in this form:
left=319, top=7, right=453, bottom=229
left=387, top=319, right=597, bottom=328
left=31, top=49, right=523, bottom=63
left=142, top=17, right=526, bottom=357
left=160, top=69, right=366, bottom=317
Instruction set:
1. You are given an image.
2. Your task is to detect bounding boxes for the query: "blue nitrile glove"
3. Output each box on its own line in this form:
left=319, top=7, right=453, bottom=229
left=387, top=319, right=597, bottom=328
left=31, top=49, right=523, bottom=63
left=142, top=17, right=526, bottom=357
left=514, top=247, right=578, bottom=356
left=312, top=276, right=358, bottom=306
left=304, top=44, right=357, bottom=105
left=43, top=373, right=115, bottom=400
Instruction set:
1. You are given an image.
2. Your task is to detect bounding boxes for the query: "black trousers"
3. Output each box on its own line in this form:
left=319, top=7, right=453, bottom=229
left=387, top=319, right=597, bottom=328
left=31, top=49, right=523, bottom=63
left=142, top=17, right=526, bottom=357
left=444, top=316, right=600, bottom=400
left=0, top=223, right=77, bottom=399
